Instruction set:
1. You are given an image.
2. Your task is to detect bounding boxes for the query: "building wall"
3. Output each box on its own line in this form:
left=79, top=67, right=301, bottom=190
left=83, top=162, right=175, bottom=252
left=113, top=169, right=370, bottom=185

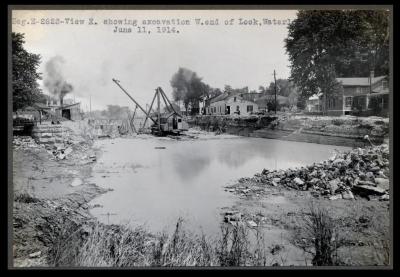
left=69, top=105, right=82, bottom=120
left=343, top=86, right=370, bottom=96
left=225, top=97, right=258, bottom=116
left=207, top=96, right=258, bottom=116
left=306, top=99, right=321, bottom=112
left=326, top=94, right=344, bottom=115
left=208, top=100, right=226, bottom=115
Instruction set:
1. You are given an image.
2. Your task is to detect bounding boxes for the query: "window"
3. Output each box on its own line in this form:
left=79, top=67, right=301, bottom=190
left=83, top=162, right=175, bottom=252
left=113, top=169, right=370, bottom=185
left=236, top=106, right=240, bottom=111
left=247, top=105, right=253, bottom=112
left=345, top=96, right=353, bottom=107
left=234, top=97, right=237, bottom=102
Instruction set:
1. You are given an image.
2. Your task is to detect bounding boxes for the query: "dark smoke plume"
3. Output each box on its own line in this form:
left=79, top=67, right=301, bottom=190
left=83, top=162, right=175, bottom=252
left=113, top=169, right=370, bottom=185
left=44, top=56, right=73, bottom=105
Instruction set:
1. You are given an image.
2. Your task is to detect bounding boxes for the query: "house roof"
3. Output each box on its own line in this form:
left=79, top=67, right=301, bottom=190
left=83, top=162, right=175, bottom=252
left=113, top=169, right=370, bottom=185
left=336, top=76, right=386, bottom=86
left=372, top=86, right=389, bottom=94
left=209, top=92, right=244, bottom=104
left=369, top=91, right=389, bottom=97
left=209, top=93, right=229, bottom=103
left=55, top=102, right=81, bottom=109
left=33, top=103, right=51, bottom=110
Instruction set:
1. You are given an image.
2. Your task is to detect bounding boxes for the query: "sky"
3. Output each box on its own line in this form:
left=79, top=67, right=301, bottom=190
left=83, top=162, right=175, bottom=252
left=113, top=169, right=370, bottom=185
left=12, top=9, right=298, bottom=111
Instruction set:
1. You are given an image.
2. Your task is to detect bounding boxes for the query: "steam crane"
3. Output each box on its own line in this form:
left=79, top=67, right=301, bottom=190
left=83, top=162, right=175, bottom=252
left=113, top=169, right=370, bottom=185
left=112, top=79, right=188, bottom=136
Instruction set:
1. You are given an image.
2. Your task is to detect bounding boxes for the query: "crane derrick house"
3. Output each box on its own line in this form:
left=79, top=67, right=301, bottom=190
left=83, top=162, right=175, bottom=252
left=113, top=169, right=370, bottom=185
left=19, top=95, right=82, bottom=122
left=306, top=71, right=389, bottom=117
left=205, top=92, right=258, bottom=116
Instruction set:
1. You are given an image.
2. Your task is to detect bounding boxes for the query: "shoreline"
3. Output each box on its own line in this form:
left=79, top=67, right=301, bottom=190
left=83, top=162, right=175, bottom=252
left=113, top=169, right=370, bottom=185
left=188, top=114, right=389, bottom=148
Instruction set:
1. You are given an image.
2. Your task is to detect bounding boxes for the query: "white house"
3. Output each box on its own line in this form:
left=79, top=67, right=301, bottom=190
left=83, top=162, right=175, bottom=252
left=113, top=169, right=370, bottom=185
left=206, top=93, right=258, bottom=116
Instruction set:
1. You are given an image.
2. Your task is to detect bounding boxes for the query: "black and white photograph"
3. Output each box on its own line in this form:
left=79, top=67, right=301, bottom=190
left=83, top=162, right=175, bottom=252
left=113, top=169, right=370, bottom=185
left=9, top=6, right=392, bottom=269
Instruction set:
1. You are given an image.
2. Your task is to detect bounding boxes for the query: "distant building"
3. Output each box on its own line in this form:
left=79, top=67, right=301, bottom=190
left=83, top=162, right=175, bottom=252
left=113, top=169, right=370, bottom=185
left=205, top=92, right=258, bottom=116
left=306, top=93, right=323, bottom=113
left=306, top=71, right=389, bottom=116
left=44, top=95, right=82, bottom=120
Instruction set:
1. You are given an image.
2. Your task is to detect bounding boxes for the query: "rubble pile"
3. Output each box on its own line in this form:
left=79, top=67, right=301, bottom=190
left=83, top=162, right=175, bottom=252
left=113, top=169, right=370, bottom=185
left=41, top=141, right=97, bottom=163
left=14, top=133, right=96, bottom=163
left=13, top=136, right=40, bottom=150
left=231, top=144, right=390, bottom=201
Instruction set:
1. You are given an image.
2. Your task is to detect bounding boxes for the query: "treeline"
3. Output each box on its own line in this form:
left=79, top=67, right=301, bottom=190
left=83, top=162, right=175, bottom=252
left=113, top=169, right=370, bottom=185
left=170, top=67, right=300, bottom=115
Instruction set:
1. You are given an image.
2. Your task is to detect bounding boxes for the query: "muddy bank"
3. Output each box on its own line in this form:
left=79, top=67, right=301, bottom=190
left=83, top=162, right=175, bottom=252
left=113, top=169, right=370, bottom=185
left=12, top=122, right=111, bottom=267
left=222, top=186, right=390, bottom=266
left=220, top=143, right=390, bottom=265
left=188, top=114, right=389, bottom=147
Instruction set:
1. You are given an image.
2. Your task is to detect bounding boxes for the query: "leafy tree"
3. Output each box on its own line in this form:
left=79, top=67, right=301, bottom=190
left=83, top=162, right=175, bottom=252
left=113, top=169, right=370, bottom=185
left=210, top=88, right=223, bottom=98
left=258, top=86, right=267, bottom=94
left=285, top=10, right=389, bottom=113
left=335, top=10, right=389, bottom=77
left=224, top=86, right=250, bottom=96
left=223, top=85, right=234, bottom=95
left=267, top=79, right=296, bottom=97
left=288, top=89, right=299, bottom=109
left=12, top=32, right=44, bottom=111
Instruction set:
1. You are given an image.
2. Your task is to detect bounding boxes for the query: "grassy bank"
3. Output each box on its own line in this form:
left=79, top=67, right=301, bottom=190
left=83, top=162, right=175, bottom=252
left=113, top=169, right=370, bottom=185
left=15, top=191, right=389, bottom=267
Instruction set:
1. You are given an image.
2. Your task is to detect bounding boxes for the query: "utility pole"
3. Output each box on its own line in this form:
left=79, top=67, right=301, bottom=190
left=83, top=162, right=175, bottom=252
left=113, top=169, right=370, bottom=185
left=273, top=70, right=277, bottom=114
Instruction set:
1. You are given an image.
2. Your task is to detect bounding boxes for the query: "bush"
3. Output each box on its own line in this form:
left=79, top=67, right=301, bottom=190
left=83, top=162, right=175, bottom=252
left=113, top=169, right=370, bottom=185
left=331, top=119, right=345, bottom=126
left=217, top=224, right=249, bottom=266
left=14, top=192, right=39, bottom=203
left=303, top=203, right=341, bottom=266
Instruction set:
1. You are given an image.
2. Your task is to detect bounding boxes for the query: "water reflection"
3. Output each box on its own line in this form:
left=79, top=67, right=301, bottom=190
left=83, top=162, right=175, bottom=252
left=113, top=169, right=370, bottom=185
left=89, top=137, right=351, bottom=235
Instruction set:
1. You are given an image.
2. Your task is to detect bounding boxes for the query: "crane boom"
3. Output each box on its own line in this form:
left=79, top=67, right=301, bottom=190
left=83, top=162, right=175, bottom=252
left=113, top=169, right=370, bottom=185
left=112, top=79, right=157, bottom=125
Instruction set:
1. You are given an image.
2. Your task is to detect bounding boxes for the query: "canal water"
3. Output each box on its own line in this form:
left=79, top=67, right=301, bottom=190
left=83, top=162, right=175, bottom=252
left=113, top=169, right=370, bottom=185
left=88, top=134, right=351, bottom=236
